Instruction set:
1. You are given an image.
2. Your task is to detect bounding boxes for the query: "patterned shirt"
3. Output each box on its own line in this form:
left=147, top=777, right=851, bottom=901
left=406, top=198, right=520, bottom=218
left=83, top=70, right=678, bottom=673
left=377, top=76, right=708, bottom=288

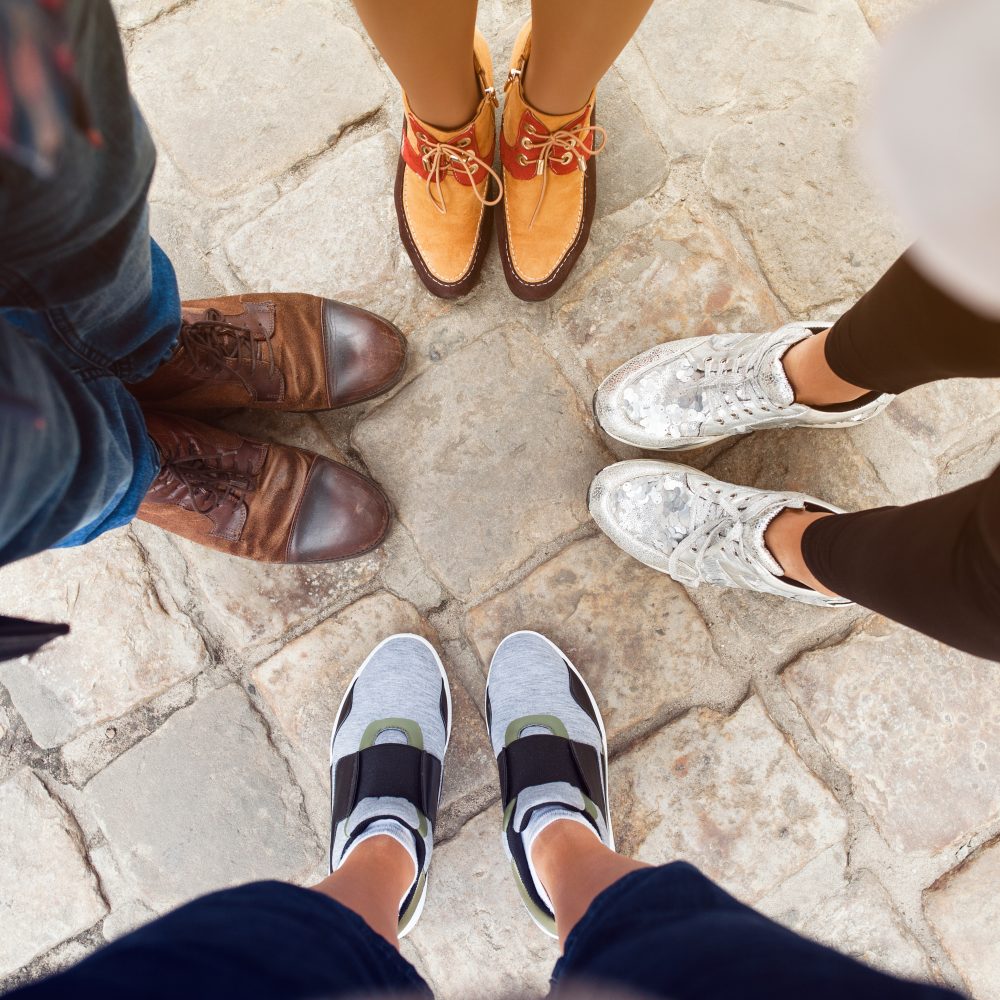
left=0, top=0, right=97, bottom=177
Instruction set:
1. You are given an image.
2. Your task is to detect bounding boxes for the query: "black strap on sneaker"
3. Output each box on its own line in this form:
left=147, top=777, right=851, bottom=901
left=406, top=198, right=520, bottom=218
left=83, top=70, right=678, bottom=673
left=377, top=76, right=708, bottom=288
left=331, top=744, right=443, bottom=829
left=497, top=733, right=606, bottom=817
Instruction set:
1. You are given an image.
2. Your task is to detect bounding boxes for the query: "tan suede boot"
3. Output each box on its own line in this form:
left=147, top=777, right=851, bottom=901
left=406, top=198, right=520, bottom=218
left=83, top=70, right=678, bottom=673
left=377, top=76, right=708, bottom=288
left=497, top=21, right=607, bottom=302
left=395, top=31, right=502, bottom=299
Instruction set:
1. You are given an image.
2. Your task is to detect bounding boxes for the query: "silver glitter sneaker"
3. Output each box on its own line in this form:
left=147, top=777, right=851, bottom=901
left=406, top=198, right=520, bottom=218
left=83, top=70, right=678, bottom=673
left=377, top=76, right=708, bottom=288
left=589, top=460, right=854, bottom=608
left=593, top=323, right=893, bottom=450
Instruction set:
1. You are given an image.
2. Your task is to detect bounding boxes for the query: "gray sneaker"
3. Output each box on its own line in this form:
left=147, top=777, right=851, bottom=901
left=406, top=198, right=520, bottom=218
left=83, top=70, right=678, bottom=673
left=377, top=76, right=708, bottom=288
left=486, top=631, right=614, bottom=938
left=594, top=322, right=893, bottom=450
left=329, top=633, right=451, bottom=937
left=589, top=460, right=853, bottom=608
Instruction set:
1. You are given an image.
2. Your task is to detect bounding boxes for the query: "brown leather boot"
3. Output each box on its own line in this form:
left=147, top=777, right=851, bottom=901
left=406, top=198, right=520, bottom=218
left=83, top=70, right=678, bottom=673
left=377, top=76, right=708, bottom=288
left=395, top=31, right=502, bottom=299
left=497, top=21, right=606, bottom=301
left=137, top=413, right=390, bottom=563
left=132, top=293, right=406, bottom=412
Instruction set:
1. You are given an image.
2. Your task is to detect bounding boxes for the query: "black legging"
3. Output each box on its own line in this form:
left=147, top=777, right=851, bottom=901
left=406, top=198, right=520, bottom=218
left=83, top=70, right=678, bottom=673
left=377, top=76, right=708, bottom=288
left=802, top=254, right=1000, bottom=661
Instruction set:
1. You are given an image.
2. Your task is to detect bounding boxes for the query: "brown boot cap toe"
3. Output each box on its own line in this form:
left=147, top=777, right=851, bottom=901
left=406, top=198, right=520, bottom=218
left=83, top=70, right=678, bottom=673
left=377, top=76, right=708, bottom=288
left=286, top=457, right=391, bottom=563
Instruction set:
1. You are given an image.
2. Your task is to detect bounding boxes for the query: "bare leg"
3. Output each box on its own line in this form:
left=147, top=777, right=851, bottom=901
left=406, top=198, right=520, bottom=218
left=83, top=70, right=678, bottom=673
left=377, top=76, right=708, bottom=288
left=524, top=0, right=654, bottom=114
left=782, top=329, right=870, bottom=406
left=764, top=510, right=840, bottom=597
left=310, top=835, right=415, bottom=950
left=351, top=0, right=480, bottom=128
left=531, top=819, right=652, bottom=949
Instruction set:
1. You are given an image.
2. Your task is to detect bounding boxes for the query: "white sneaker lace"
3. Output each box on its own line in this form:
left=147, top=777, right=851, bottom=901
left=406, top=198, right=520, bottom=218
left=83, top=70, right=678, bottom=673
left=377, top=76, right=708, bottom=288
left=698, top=333, right=790, bottom=427
left=666, top=481, right=783, bottom=588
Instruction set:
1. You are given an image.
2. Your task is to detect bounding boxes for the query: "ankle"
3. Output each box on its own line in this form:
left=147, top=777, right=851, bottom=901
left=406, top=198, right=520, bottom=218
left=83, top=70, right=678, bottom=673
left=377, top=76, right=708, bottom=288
left=521, top=58, right=592, bottom=117
left=764, top=509, right=840, bottom=597
left=783, top=329, right=869, bottom=407
left=337, top=834, right=416, bottom=898
left=530, top=818, right=604, bottom=892
left=311, top=835, right=415, bottom=949
left=406, top=64, right=481, bottom=131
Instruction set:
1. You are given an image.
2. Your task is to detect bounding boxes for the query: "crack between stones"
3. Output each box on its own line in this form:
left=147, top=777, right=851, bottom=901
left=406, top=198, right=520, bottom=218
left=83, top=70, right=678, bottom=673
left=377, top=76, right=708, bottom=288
left=34, top=772, right=112, bottom=914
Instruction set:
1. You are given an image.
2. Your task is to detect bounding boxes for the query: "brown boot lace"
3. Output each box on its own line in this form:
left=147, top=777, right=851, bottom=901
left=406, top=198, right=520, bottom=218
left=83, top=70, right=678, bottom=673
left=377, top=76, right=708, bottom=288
left=177, top=309, right=277, bottom=392
left=519, top=120, right=607, bottom=228
left=417, top=133, right=504, bottom=214
left=154, top=450, right=257, bottom=517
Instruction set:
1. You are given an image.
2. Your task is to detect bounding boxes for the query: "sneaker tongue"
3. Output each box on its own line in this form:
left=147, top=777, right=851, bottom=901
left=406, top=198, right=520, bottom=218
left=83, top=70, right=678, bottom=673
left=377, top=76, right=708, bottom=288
left=759, top=341, right=796, bottom=408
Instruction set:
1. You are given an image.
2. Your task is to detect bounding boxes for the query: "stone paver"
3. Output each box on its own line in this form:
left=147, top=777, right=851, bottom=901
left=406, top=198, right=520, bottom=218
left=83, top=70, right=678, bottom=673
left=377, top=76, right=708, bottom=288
left=0, top=770, right=106, bottom=976
left=84, top=685, right=318, bottom=912
left=252, top=593, right=494, bottom=840
left=703, top=89, right=905, bottom=314
left=554, top=201, right=783, bottom=382
left=0, top=532, right=209, bottom=748
left=225, top=131, right=400, bottom=299
left=758, top=845, right=936, bottom=982
left=352, top=325, right=611, bottom=599
left=785, top=617, right=1000, bottom=855
left=129, top=0, right=386, bottom=195
left=924, top=840, right=1000, bottom=1000
left=612, top=696, right=847, bottom=900
left=466, top=534, right=743, bottom=745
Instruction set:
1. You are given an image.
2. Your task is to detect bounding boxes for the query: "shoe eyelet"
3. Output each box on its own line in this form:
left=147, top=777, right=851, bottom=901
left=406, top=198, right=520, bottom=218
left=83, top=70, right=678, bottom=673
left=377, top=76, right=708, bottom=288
left=560, top=153, right=573, bottom=165
left=458, top=137, right=471, bottom=147
left=520, top=136, right=532, bottom=149
left=517, top=153, right=529, bottom=166
left=421, top=145, right=430, bottom=155
left=525, top=123, right=538, bottom=135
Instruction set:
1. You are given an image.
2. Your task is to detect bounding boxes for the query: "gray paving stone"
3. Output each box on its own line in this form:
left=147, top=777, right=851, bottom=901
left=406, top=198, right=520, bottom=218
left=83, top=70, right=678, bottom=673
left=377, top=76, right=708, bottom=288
left=404, top=807, right=554, bottom=1000
left=924, top=840, right=1000, bottom=1000
left=225, top=131, right=400, bottom=298
left=466, top=534, right=744, bottom=746
left=593, top=65, right=671, bottom=218
left=252, top=593, right=494, bottom=842
left=785, top=617, right=1000, bottom=855
left=84, top=685, right=318, bottom=912
left=555, top=201, right=783, bottom=383
left=633, top=0, right=876, bottom=157
left=0, top=770, right=106, bottom=976
left=0, top=532, right=209, bottom=749
left=703, top=89, right=906, bottom=315
left=149, top=200, right=226, bottom=300
left=758, top=845, right=936, bottom=983
left=172, top=535, right=382, bottom=651
left=128, top=0, right=387, bottom=195
left=884, top=379, right=1000, bottom=472
left=352, top=325, right=612, bottom=599
left=380, top=525, right=445, bottom=611
left=612, top=697, right=847, bottom=902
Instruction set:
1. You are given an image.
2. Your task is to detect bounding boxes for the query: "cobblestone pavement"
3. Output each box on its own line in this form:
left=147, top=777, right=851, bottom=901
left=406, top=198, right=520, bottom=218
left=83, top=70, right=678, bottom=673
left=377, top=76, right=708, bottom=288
left=1, top=0, right=999, bottom=997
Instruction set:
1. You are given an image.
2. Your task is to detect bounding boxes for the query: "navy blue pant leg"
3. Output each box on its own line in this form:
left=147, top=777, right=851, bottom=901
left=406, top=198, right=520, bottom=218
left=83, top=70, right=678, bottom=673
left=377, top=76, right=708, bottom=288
left=551, top=863, right=963, bottom=1000
left=7, top=882, right=432, bottom=1000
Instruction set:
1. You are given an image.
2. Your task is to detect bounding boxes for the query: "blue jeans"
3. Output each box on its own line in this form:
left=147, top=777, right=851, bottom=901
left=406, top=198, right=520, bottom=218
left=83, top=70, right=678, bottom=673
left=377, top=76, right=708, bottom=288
left=7, top=864, right=962, bottom=999
left=0, top=0, right=180, bottom=566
